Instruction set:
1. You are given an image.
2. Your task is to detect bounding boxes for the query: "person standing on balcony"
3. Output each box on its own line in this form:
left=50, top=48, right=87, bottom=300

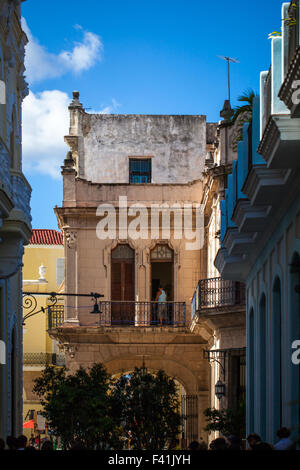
left=155, top=286, right=167, bottom=325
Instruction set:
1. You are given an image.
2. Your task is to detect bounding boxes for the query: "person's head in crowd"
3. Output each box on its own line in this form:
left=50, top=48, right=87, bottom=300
left=227, top=435, right=242, bottom=450
left=276, top=427, right=291, bottom=439
left=16, top=435, right=27, bottom=450
left=6, top=436, right=17, bottom=450
left=209, top=437, right=227, bottom=451
left=247, top=433, right=261, bottom=449
left=198, top=439, right=208, bottom=451
left=189, top=441, right=200, bottom=450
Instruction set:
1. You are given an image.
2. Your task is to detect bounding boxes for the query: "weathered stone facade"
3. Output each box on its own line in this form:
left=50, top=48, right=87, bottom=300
left=0, top=0, right=32, bottom=439
left=67, top=93, right=206, bottom=184
left=191, top=104, right=246, bottom=421
left=50, top=92, right=217, bottom=444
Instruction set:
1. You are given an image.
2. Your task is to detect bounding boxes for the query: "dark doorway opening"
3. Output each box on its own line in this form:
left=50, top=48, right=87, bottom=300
left=151, top=262, right=173, bottom=301
left=111, top=244, right=135, bottom=325
left=150, top=244, right=174, bottom=325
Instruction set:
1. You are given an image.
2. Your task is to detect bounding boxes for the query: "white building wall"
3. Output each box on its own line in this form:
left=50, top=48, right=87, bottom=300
left=246, top=193, right=300, bottom=444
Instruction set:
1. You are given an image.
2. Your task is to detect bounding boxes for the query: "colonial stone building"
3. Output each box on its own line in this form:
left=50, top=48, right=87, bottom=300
left=22, top=229, right=65, bottom=436
left=215, top=1, right=300, bottom=444
left=49, top=91, right=218, bottom=443
left=191, top=105, right=246, bottom=418
left=0, top=0, right=31, bottom=439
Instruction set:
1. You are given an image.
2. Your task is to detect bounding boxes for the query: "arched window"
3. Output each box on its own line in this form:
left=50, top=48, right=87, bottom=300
left=111, top=244, right=134, bottom=260
left=150, top=244, right=173, bottom=261
left=10, top=327, right=16, bottom=436
left=272, top=277, right=282, bottom=434
left=10, top=107, right=16, bottom=169
left=259, top=294, right=267, bottom=440
left=289, top=253, right=300, bottom=432
left=248, top=307, right=255, bottom=433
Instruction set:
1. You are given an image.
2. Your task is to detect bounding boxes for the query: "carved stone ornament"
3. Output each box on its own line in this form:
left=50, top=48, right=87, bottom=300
left=65, top=230, right=77, bottom=249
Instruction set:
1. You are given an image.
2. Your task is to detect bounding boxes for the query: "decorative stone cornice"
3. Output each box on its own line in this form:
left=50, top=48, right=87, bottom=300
left=258, top=116, right=280, bottom=162
left=258, top=115, right=300, bottom=168
left=214, top=247, right=247, bottom=282
left=242, top=165, right=290, bottom=206
left=61, top=151, right=76, bottom=176
left=194, top=309, right=246, bottom=332
left=0, top=234, right=24, bottom=279
left=279, top=45, right=300, bottom=116
left=0, top=184, right=14, bottom=217
left=232, top=199, right=271, bottom=233
left=64, top=135, right=79, bottom=154
left=223, top=227, right=256, bottom=256
left=64, top=229, right=77, bottom=249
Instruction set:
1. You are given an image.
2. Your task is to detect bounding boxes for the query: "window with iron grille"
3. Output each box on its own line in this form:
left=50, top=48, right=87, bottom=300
left=129, top=158, right=151, bottom=183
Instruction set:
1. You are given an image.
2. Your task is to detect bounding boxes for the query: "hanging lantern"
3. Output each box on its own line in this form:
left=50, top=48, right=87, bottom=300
left=215, top=379, right=226, bottom=400
left=90, top=301, right=101, bottom=314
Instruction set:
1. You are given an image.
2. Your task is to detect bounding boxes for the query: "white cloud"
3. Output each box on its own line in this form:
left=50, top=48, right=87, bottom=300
left=22, top=90, right=70, bottom=179
left=22, top=91, right=121, bottom=178
left=90, top=98, right=121, bottom=114
left=22, top=17, right=103, bottom=84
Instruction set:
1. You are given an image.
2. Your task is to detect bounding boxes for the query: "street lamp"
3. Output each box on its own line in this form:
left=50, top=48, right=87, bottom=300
left=90, top=293, right=102, bottom=314
left=22, top=291, right=104, bottom=325
left=215, top=379, right=226, bottom=400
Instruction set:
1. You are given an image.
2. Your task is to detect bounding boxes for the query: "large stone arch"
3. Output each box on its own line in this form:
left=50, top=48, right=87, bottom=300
left=104, top=355, right=199, bottom=395
left=56, top=326, right=210, bottom=443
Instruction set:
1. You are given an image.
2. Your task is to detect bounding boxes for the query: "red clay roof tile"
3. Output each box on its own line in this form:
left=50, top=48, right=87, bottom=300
left=29, top=229, right=63, bottom=246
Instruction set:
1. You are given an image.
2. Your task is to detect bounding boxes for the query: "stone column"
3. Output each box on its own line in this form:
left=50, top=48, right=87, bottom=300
left=197, top=391, right=209, bottom=442
left=64, top=229, right=79, bottom=324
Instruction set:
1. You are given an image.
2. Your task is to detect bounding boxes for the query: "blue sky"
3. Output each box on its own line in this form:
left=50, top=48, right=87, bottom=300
left=22, top=0, right=286, bottom=229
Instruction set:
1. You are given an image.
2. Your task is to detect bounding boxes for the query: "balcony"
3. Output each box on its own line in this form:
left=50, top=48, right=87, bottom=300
left=48, top=302, right=187, bottom=328
left=191, top=277, right=245, bottom=318
left=23, top=352, right=65, bottom=367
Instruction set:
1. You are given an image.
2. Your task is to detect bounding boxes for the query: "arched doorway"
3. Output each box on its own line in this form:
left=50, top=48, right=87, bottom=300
left=272, top=277, right=282, bottom=434
left=111, top=244, right=135, bottom=325
left=259, top=294, right=267, bottom=440
left=10, top=327, right=16, bottom=436
left=248, top=307, right=255, bottom=433
left=289, top=253, right=300, bottom=432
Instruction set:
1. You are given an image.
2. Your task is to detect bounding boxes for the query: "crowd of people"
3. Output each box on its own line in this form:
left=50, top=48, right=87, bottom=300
left=0, top=427, right=297, bottom=451
left=188, top=427, right=297, bottom=451
left=0, top=435, right=54, bottom=451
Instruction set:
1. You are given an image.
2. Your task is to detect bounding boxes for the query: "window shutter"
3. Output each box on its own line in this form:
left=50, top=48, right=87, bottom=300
left=56, top=258, right=64, bottom=286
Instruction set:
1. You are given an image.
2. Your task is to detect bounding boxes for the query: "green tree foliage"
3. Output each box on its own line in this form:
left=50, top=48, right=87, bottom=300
left=230, top=89, right=257, bottom=126
left=203, top=401, right=246, bottom=438
left=110, top=367, right=181, bottom=450
left=229, top=89, right=257, bottom=151
left=269, top=2, right=298, bottom=39
left=33, top=363, right=119, bottom=449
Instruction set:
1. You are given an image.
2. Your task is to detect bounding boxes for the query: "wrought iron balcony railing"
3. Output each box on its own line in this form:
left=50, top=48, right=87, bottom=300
left=23, top=352, right=65, bottom=366
left=191, top=277, right=245, bottom=318
left=48, top=302, right=186, bottom=328
left=98, top=301, right=186, bottom=327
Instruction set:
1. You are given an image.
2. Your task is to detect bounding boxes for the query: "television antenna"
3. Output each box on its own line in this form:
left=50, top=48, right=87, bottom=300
left=217, top=56, right=240, bottom=103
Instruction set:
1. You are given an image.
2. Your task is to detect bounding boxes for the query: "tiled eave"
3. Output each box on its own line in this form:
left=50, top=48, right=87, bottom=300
left=258, top=115, right=300, bottom=169
left=279, top=45, right=300, bottom=116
